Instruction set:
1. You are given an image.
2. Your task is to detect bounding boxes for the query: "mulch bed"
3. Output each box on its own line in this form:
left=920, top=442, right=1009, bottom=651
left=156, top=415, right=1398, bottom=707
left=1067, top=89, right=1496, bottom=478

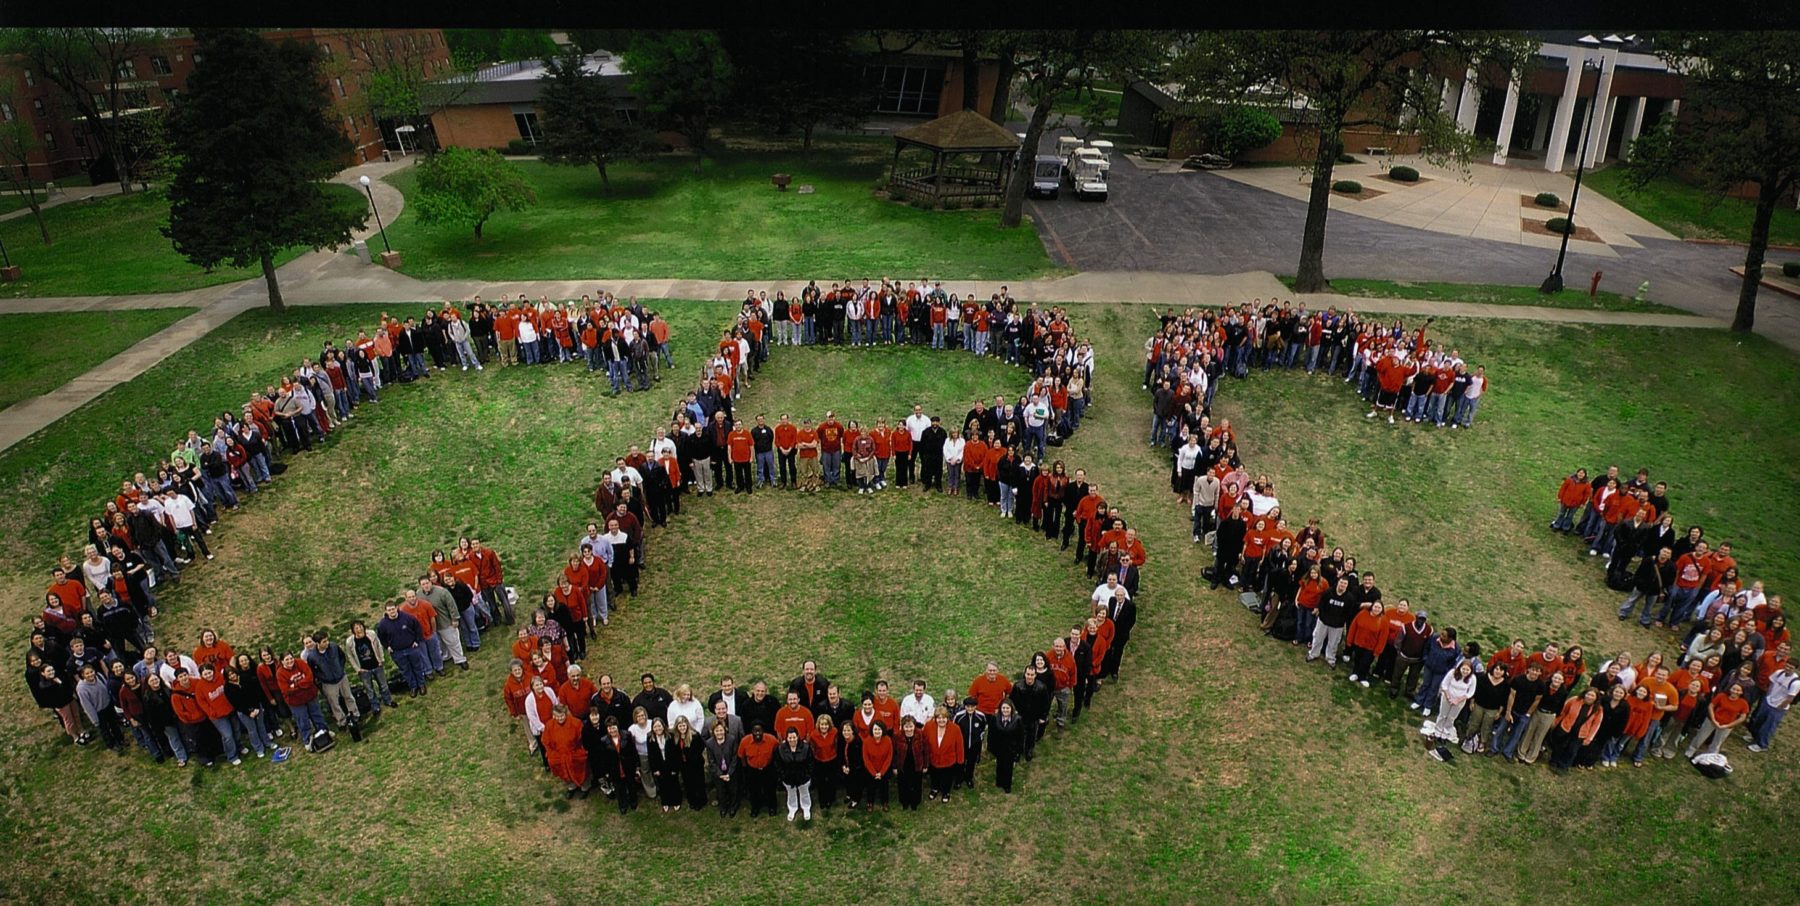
left=1331, top=185, right=1387, bottom=201
left=1520, top=193, right=1570, bottom=213
left=1375, top=173, right=1433, bottom=187
left=1521, top=217, right=1603, bottom=243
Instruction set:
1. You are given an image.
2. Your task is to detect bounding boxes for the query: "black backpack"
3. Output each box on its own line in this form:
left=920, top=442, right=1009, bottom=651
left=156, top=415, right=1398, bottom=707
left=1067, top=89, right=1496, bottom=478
left=309, top=728, right=336, bottom=754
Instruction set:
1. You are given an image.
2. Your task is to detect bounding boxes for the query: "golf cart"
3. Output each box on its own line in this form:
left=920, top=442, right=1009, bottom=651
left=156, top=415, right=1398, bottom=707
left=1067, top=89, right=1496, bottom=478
left=1087, top=139, right=1114, bottom=173
left=1029, top=154, right=1063, bottom=199
left=1066, top=153, right=1108, bottom=201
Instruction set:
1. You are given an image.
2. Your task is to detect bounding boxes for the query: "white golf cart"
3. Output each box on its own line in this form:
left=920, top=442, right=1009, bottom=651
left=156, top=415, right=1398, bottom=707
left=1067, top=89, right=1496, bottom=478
left=1067, top=153, right=1108, bottom=201
left=1087, top=139, right=1114, bottom=173
left=1029, top=154, right=1063, bottom=199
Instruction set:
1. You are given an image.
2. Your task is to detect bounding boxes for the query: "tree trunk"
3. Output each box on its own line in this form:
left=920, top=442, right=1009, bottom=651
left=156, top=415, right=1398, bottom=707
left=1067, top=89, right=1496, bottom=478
left=1000, top=93, right=1058, bottom=229
left=259, top=250, right=285, bottom=312
left=1733, top=180, right=1782, bottom=333
left=802, top=122, right=814, bottom=157
left=596, top=159, right=610, bottom=190
left=474, top=215, right=487, bottom=239
left=988, top=56, right=1016, bottom=123
left=961, top=41, right=981, bottom=112
left=28, top=200, right=50, bottom=245
left=1292, top=130, right=1344, bottom=293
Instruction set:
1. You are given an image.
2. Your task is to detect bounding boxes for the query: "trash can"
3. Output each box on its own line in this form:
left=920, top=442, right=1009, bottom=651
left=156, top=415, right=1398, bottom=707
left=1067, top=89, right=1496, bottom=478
left=353, top=239, right=371, bottom=264
left=382, top=150, right=392, bottom=163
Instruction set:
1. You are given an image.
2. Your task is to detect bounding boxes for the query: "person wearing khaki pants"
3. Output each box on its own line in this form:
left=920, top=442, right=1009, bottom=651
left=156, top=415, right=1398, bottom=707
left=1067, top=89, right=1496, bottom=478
left=1515, top=673, right=1569, bottom=764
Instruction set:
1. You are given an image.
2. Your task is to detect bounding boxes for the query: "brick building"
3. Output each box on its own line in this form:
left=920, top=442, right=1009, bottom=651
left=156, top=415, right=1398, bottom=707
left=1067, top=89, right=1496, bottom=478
left=0, top=27, right=449, bottom=183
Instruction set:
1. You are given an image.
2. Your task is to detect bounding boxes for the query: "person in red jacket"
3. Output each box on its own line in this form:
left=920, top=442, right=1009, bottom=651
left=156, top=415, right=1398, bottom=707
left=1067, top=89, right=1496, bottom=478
left=1366, top=349, right=1409, bottom=423
left=1345, top=601, right=1394, bottom=687
left=542, top=702, right=590, bottom=798
left=168, top=669, right=215, bottom=766
left=276, top=653, right=329, bottom=750
left=192, top=664, right=243, bottom=764
left=924, top=706, right=965, bottom=802
left=861, top=719, right=894, bottom=810
left=1551, top=468, right=1591, bottom=533
left=1046, top=637, right=1078, bottom=728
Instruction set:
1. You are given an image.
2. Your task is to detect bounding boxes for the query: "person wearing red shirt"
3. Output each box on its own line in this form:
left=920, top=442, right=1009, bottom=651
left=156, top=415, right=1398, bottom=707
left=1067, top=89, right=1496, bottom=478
left=558, top=664, right=598, bottom=719
left=1487, top=639, right=1528, bottom=680
left=817, top=413, right=844, bottom=488
left=860, top=720, right=894, bottom=810
left=1366, top=350, right=1408, bottom=423
left=192, top=664, right=243, bottom=764
left=192, top=629, right=236, bottom=676
left=47, top=568, right=88, bottom=617
left=924, top=707, right=965, bottom=802
left=1551, top=468, right=1591, bottom=533
left=962, top=433, right=988, bottom=501
left=735, top=723, right=780, bottom=818
left=1661, top=542, right=1712, bottom=626
left=502, top=659, right=532, bottom=720
left=890, top=417, right=914, bottom=488
left=275, top=653, right=329, bottom=749
left=1046, top=637, right=1078, bottom=729
left=870, top=418, right=893, bottom=488
left=774, top=691, right=814, bottom=741
left=1686, top=681, right=1752, bottom=757
left=542, top=702, right=589, bottom=797
left=773, top=414, right=799, bottom=489
left=726, top=420, right=755, bottom=494
left=967, top=662, right=1011, bottom=715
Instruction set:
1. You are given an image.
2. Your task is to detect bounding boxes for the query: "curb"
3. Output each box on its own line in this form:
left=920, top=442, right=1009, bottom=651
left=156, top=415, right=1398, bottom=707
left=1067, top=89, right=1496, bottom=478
left=1688, top=238, right=1800, bottom=253
left=1729, top=267, right=1800, bottom=301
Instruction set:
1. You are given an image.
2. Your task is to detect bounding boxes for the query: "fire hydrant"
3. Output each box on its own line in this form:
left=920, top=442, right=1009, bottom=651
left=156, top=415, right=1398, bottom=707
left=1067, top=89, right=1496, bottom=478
left=1636, top=281, right=1650, bottom=302
left=1589, top=270, right=1603, bottom=297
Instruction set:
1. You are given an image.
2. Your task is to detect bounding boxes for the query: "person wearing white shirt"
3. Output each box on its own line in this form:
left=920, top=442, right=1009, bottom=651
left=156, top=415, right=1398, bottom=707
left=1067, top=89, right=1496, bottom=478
left=1748, top=659, right=1797, bottom=752
left=846, top=295, right=866, bottom=346
left=899, top=680, right=936, bottom=729
left=609, top=459, right=643, bottom=490
left=905, top=406, right=932, bottom=442
left=666, top=683, right=706, bottom=739
left=1092, top=576, right=1130, bottom=608
left=1247, top=485, right=1280, bottom=517
left=942, top=431, right=966, bottom=495
left=648, top=429, right=677, bottom=460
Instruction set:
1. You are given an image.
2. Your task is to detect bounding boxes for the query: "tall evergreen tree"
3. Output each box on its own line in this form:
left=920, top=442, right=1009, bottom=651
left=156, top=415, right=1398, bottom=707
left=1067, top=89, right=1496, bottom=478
left=537, top=50, right=658, bottom=189
left=622, top=31, right=733, bottom=174
left=161, top=28, right=367, bottom=311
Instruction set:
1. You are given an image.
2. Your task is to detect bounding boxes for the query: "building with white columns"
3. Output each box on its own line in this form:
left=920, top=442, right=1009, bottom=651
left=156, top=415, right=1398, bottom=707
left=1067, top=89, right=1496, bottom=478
left=1437, top=32, right=1686, bottom=172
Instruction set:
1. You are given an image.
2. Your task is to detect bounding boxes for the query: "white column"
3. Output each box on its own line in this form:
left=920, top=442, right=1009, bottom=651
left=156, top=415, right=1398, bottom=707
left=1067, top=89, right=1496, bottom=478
left=1621, top=97, right=1647, bottom=156
left=1456, top=66, right=1480, bottom=133
left=1531, top=98, right=1553, bottom=150
left=1440, top=76, right=1459, bottom=117
left=1581, top=49, right=1619, bottom=169
left=1491, top=72, right=1521, bottom=164
left=1667, top=99, right=1680, bottom=121
left=1544, top=52, right=1585, bottom=172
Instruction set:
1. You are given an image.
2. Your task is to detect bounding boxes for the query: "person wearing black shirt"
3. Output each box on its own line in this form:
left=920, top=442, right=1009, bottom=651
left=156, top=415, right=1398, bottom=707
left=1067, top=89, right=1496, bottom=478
left=1466, top=665, right=1512, bottom=754
left=740, top=681, right=779, bottom=736
left=918, top=417, right=948, bottom=492
left=1208, top=501, right=1248, bottom=590
left=750, top=415, right=776, bottom=489
left=1061, top=473, right=1089, bottom=551
left=1010, top=664, right=1052, bottom=759
left=632, top=673, right=673, bottom=722
left=1494, top=664, right=1548, bottom=761
left=1307, top=577, right=1355, bottom=667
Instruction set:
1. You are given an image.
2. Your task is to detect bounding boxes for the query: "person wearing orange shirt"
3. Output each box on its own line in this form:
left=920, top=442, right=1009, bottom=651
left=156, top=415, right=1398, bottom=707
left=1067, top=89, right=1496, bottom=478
left=774, top=691, right=814, bottom=741
left=1345, top=601, right=1395, bottom=687
left=870, top=418, right=893, bottom=489
left=861, top=720, right=894, bottom=810
left=192, top=629, right=235, bottom=676
left=925, top=707, right=965, bottom=802
left=774, top=414, right=799, bottom=489
left=1686, top=681, right=1753, bottom=757
left=543, top=702, right=590, bottom=798
left=502, top=658, right=532, bottom=721
left=726, top=419, right=755, bottom=494
left=735, top=722, right=780, bottom=818
left=795, top=417, right=822, bottom=492
left=870, top=681, right=901, bottom=737
left=962, top=431, right=988, bottom=501
left=967, top=662, right=1011, bottom=716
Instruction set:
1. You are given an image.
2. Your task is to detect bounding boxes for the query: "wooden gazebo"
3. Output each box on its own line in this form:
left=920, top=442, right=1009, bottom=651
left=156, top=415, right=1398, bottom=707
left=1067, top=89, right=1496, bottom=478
left=887, top=110, right=1020, bottom=208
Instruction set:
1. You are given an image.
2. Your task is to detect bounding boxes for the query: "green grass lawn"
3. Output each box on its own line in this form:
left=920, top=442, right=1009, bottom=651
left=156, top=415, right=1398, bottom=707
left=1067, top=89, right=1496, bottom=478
left=1585, top=164, right=1800, bottom=247
left=0, top=308, right=197, bottom=412
left=0, top=301, right=1795, bottom=903
left=377, top=141, right=1058, bottom=282
left=0, top=183, right=366, bottom=299
left=1283, top=276, right=1687, bottom=314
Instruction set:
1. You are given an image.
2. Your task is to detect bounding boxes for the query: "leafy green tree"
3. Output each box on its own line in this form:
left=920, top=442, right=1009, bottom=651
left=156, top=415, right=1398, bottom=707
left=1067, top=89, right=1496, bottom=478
left=537, top=50, right=659, bottom=188
left=162, top=28, right=367, bottom=311
left=1168, top=30, right=1537, bottom=291
left=1626, top=31, right=1800, bottom=333
left=622, top=30, right=733, bottom=173
left=1211, top=105, right=1282, bottom=160
left=0, top=81, right=51, bottom=244
left=0, top=27, right=168, bottom=194
left=341, top=29, right=479, bottom=154
left=1000, top=30, right=1169, bottom=228
left=413, top=146, right=537, bottom=239
left=721, top=29, right=874, bottom=155
left=443, top=29, right=557, bottom=63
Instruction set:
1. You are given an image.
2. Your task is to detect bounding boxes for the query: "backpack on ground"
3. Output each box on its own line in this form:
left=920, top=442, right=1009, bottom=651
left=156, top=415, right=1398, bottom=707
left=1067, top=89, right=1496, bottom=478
left=309, top=728, right=336, bottom=754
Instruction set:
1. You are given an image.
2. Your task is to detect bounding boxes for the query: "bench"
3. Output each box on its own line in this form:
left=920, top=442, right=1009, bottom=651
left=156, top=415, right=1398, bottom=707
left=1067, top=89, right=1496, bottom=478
left=1365, top=146, right=1391, bottom=157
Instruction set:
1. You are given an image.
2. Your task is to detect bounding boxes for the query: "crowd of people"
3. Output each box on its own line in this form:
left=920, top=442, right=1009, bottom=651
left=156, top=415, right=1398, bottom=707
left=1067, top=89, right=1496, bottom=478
left=499, top=291, right=1144, bottom=820
left=24, top=296, right=670, bottom=762
left=1142, top=309, right=1793, bottom=772
left=1144, top=301, right=1488, bottom=445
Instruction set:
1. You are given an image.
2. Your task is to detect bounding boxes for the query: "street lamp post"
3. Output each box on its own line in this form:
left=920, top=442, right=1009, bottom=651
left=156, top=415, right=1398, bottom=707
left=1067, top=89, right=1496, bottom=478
left=359, top=174, right=392, bottom=255
left=0, top=233, right=18, bottom=282
left=1541, top=60, right=1600, bottom=295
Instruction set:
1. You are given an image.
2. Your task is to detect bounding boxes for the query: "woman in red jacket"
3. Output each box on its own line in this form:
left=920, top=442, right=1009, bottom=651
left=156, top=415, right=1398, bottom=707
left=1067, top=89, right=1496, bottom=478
left=862, top=719, right=894, bottom=810
left=1551, top=468, right=1591, bottom=533
left=1345, top=601, right=1394, bottom=688
left=502, top=658, right=532, bottom=722
left=542, top=702, right=590, bottom=798
left=925, top=706, right=964, bottom=803
left=810, top=714, right=840, bottom=811
left=894, top=715, right=930, bottom=811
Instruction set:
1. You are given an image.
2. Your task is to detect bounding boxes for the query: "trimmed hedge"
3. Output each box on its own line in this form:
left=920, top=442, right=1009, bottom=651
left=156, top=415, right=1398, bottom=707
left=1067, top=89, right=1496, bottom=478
left=503, top=138, right=533, bottom=156
left=1535, top=192, right=1561, bottom=208
left=1783, top=261, right=1800, bottom=278
left=1331, top=180, right=1364, bottom=194
left=1336, top=153, right=1358, bottom=165
left=1545, top=217, right=1576, bottom=235
left=1389, top=165, right=1419, bottom=182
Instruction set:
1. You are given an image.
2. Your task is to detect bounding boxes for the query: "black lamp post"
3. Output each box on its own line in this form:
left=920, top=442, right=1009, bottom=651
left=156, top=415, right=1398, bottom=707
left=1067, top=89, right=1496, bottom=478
left=1541, top=59, right=1601, bottom=295
left=0, top=234, right=10, bottom=268
left=359, top=174, right=392, bottom=254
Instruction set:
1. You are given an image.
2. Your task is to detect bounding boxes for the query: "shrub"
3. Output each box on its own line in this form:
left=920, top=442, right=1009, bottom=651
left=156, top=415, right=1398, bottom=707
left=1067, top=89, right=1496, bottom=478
left=1211, top=106, right=1283, bottom=160
left=504, top=138, right=532, bottom=156
left=1545, top=217, right=1576, bottom=235
left=1535, top=192, right=1561, bottom=208
left=1331, top=180, right=1363, bottom=194
left=1389, top=165, right=1419, bottom=182
left=1336, top=153, right=1358, bottom=165
left=1784, top=261, right=1800, bottom=278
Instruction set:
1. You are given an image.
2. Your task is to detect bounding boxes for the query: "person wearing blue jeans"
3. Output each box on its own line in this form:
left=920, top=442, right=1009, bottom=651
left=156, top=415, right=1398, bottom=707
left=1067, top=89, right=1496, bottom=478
left=1491, top=665, right=1547, bottom=760
left=377, top=603, right=431, bottom=697
left=1410, top=630, right=1462, bottom=715
left=1454, top=367, right=1487, bottom=428
left=1617, top=548, right=1674, bottom=625
left=1748, top=664, right=1796, bottom=752
left=348, top=621, right=398, bottom=715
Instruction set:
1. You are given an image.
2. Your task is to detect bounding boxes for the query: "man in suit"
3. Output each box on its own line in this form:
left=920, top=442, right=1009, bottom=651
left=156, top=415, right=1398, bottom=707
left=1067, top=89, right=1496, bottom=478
left=706, top=675, right=751, bottom=721
left=702, top=697, right=743, bottom=751
left=1103, top=588, right=1137, bottom=681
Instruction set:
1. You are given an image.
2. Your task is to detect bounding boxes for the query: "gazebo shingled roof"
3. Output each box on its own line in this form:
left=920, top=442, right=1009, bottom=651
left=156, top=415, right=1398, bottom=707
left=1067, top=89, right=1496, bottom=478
left=892, top=109, right=1022, bottom=152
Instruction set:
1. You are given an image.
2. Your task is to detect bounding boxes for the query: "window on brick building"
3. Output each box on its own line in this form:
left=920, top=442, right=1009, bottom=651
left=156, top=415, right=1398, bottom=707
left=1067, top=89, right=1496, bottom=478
left=513, top=111, right=542, bottom=146
left=32, top=98, right=45, bottom=117
left=335, top=77, right=347, bottom=98
left=116, top=59, right=137, bottom=79
left=0, top=103, right=12, bottom=122
left=24, top=70, right=35, bottom=87
left=151, top=55, right=172, bottom=75
left=43, top=131, right=56, bottom=150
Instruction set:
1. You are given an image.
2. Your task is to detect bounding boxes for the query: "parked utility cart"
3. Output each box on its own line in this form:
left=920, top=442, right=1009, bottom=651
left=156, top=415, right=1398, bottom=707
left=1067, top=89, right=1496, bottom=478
left=1029, top=154, right=1063, bottom=198
left=1066, top=154, right=1108, bottom=201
